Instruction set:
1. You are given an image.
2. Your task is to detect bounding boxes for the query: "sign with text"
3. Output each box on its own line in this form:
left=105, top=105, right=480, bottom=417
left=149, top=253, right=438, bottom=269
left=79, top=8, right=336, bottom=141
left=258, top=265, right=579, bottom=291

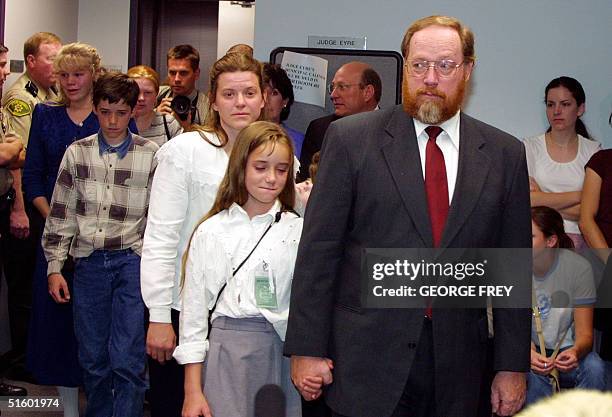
left=281, top=51, right=328, bottom=108
left=308, top=36, right=367, bottom=50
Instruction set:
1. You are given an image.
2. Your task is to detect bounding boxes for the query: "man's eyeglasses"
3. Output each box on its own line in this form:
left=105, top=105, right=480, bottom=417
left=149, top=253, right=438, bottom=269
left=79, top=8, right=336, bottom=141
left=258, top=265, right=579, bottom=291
left=328, top=83, right=363, bottom=95
left=406, top=59, right=464, bottom=77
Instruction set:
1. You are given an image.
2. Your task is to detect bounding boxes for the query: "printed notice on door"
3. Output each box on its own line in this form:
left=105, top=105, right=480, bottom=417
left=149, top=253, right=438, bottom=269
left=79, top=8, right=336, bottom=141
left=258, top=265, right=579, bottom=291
left=281, top=51, right=328, bottom=108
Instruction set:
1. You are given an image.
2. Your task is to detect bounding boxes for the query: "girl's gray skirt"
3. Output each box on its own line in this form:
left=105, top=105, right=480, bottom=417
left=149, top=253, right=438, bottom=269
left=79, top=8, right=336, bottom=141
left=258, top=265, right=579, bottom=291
left=203, top=316, right=302, bottom=417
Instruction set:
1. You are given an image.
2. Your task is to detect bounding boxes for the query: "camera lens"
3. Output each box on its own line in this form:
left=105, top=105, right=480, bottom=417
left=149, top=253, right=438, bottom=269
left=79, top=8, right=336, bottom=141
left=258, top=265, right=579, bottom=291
left=170, top=95, right=192, bottom=121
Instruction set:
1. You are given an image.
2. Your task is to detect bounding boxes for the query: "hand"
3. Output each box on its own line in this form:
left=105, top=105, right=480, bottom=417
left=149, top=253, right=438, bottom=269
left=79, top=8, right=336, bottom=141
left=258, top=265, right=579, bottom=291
left=48, top=273, right=71, bottom=303
left=156, top=97, right=173, bottom=116
left=490, top=371, right=526, bottom=416
left=10, top=208, right=29, bottom=239
left=530, top=349, right=553, bottom=375
left=147, top=322, right=177, bottom=364
left=182, top=391, right=212, bottom=417
left=290, top=355, right=333, bottom=401
left=529, top=177, right=541, bottom=192
left=554, top=348, right=579, bottom=372
left=295, top=180, right=313, bottom=207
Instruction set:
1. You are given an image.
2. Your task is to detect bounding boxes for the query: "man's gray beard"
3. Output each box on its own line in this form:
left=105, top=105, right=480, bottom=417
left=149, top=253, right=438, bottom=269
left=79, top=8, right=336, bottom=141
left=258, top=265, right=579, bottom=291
left=416, top=100, right=444, bottom=124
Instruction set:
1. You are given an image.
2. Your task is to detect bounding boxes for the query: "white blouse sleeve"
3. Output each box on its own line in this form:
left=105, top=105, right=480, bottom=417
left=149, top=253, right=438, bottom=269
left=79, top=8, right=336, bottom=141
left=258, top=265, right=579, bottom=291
left=173, top=225, right=230, bottom=364
left=141, top=143, right=191, bottom=323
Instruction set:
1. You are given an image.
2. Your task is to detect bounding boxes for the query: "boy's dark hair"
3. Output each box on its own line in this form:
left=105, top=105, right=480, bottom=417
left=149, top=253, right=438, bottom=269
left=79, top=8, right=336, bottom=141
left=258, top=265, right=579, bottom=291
left=93, top=72, right=140, bottom=109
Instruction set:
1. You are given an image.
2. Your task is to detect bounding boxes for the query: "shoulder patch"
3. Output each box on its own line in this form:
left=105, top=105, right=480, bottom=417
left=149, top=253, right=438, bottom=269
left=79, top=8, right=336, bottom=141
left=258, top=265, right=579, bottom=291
left=5, top=99, right=32, bottom=117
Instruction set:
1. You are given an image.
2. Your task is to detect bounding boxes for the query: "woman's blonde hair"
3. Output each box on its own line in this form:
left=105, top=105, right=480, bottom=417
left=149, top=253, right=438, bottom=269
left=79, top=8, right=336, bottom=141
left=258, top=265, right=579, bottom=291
left=180, top=121, right=296, bottom=287
left=192, top=52, right=264, bottom=146
left=127, top=65, right=161, bottom=93
left=53, top=42, right=101, bottom=105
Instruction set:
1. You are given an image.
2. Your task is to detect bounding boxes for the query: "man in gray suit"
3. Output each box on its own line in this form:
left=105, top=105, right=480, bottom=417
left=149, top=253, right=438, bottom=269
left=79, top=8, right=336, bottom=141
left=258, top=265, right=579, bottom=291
left=285, top=15, right=531, bottom=417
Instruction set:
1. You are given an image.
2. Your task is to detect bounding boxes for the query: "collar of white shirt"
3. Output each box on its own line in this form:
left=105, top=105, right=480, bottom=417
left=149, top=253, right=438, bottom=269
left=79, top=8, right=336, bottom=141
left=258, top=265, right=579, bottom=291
left=227, top=199, right=282, bottom=222
left=413, top=110, right=461, bottom=150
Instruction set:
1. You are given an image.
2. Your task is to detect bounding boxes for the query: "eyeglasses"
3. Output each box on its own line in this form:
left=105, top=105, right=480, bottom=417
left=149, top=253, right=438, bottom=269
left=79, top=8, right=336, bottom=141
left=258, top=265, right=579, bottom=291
left=328, top=83, right=363, bottom=95
left=406, top=59, right=464, bottom=77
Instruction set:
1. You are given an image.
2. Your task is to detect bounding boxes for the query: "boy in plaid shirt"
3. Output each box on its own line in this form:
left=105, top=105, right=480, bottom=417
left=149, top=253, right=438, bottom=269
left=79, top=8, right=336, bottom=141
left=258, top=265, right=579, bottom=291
left=43, top=72, right=158, bottom=417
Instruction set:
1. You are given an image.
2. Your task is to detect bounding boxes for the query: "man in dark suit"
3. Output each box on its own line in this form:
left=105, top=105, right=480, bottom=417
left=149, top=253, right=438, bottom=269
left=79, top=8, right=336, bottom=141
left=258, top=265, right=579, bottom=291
left=285, top=15, right=531, bottom=417
left=297, top=62, right=381, bottom=182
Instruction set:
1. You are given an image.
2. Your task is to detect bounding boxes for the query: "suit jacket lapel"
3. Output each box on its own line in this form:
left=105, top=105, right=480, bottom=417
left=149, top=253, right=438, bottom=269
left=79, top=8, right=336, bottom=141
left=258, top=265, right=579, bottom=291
left=440, top=113, right=491, bottom=247
left=381, top=107, right=433, bottom=246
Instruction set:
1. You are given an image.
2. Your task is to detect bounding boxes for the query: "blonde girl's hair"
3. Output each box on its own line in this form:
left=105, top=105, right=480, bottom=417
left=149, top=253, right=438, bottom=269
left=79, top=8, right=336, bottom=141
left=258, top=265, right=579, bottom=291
left=190, top=52, right=265, bottom=146
left=127, top=65, right=161, bottom=93
left=53, top=42, right=102, bottom=105
left=180, top=121, right=296, bottom=287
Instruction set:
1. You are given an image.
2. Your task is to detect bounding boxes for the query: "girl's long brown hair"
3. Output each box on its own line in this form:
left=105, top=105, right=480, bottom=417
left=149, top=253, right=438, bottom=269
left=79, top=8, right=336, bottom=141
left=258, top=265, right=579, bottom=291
left=180, top=121, right=296, bottom=287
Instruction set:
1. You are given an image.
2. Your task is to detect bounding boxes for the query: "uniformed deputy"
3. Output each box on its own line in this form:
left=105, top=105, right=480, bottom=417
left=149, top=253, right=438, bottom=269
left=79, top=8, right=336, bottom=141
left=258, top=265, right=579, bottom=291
left=0, top=33, right=61, bottom=377
left=0, top=43, right=27, bottom=397
left=2, top=32, right=62, bottom=146
left=156, top=44, right=209, bottom=129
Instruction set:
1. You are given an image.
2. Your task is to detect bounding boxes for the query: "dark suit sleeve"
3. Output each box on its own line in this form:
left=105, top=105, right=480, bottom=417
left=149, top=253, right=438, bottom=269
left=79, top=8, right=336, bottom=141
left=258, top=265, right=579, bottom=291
left=284, top=122, right=353, bottom=357
left=297, top=120, right=321, bottom=183
left=493, top=143, right=532, bottom=372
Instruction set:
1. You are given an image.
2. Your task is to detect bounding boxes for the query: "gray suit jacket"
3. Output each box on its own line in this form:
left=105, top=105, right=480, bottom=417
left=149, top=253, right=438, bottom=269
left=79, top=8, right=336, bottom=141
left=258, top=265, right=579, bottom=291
left=284, top=105, right=532, bottom=417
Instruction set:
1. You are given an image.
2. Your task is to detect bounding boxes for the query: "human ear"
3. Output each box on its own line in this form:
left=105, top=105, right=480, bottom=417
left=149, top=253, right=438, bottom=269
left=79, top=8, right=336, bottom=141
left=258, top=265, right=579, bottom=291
left=363, top=85, right=375, bottom=102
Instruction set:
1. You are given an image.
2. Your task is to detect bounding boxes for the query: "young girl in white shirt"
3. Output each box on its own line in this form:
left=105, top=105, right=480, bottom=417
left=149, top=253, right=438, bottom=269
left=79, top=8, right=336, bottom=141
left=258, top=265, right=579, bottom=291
left=174, top=121, right=315, bottom=417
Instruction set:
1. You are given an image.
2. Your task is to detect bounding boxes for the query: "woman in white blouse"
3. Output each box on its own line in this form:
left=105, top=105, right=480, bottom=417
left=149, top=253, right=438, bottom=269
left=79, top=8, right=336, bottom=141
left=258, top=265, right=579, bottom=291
left=524, top=77, right=601, bottom=249
left=140, top=52, right=266, bottom=416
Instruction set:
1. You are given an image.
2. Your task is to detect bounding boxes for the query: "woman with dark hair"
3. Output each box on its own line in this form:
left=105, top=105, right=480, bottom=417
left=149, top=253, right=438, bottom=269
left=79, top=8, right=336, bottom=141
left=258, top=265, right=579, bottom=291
left=527, top=206, right=605, bottom=406
left=524, top=77, right=601, bottom=249
left=263, top=63, right=304, bottom=157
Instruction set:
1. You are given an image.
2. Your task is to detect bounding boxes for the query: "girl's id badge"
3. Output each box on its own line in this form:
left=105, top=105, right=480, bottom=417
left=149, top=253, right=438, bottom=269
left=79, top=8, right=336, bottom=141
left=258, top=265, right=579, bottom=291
left=254, top=261, right=278, bottom=309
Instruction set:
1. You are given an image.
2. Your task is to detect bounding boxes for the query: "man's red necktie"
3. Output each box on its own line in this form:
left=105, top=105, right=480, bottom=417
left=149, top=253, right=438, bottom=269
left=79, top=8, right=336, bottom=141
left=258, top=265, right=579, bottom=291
left=424, top=126, right=448, bottom=318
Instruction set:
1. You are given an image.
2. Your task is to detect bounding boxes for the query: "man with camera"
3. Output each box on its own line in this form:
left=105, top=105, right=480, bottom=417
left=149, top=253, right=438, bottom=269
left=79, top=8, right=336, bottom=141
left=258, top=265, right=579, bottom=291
left=156, top=44, right=209, bottom=129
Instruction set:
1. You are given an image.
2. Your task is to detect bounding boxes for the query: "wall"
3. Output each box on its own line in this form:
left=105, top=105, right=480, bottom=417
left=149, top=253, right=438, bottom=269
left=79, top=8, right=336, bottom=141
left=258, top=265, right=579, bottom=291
left=3, top=0, right=79, bottom=88
left=217, top=0, right=255, bottom=58
left=155, top=0, right=219, bottom=91
left=77, top=0, right=131, bottom=72
left=254, top=0, right=612, bottom=145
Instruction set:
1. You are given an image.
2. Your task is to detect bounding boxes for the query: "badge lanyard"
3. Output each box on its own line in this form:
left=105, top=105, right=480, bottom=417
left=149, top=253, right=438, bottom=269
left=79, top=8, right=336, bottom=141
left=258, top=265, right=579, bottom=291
left=209, top=211, right=282, bottom=315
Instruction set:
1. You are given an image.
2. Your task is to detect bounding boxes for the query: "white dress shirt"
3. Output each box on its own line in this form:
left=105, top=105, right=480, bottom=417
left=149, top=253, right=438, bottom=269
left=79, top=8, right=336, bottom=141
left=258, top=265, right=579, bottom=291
left=173, top=200, right=303, bottom=364
left=414, top=111, right=461, bottom=203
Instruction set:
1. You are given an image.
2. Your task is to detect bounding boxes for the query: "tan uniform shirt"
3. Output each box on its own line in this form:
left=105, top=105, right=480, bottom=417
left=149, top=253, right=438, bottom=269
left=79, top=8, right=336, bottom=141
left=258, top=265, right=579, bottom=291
left=1, top=73, right=59, bottom=147
left=0, top=106, right=16, bottom=195
left=157, top=85, right=209, bottom=126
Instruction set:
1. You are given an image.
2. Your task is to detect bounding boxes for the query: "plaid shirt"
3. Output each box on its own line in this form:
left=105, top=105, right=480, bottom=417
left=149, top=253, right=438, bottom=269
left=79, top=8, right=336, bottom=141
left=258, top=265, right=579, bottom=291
left=43, top=132, right=158, bottom=275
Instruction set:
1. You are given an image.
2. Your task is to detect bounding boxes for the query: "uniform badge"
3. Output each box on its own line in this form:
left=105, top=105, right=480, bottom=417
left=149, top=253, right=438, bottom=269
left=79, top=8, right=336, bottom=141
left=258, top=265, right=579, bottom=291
left=5, top=99, right=32, bottom=117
